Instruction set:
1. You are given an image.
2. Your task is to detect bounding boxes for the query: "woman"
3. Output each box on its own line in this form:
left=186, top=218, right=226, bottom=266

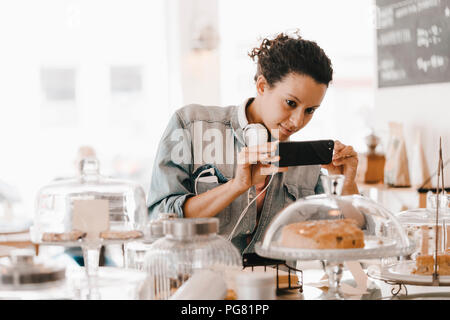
left=147, top=32, right=359, bottom=255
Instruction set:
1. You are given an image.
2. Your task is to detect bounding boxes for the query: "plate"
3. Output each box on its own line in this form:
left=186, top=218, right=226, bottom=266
left=255, top=236, right=415, bottom=262
left=368, top=261, right=450, bottom=286
left=29, top=226, right=143, bottom=247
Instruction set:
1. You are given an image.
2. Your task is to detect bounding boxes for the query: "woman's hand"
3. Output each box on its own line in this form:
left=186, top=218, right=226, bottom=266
left=232, top=142, right=288, bottom=193
left=321, top=140, right=359, bottom=194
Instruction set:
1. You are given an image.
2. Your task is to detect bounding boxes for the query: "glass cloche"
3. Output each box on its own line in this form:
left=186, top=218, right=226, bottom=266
left=255, top=174, right=414, bottom=299
left=366, top=193, right=450, bottom=287
left=396, top=192, right=449, bottom=259
left=31, top=157, right=147, bottom=242
left=0, top=180, right=31, bottom=233
left=143, top=217, right=242, bottom=300
left=30, top=156, right=148, bottom=280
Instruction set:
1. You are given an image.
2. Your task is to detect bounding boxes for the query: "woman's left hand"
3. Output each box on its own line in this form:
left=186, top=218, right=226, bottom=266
left=321, top=140, right=359, bottom=192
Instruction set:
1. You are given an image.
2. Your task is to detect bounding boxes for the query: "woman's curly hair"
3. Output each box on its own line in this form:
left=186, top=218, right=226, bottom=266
left=249, top=31, right=333, bottom=87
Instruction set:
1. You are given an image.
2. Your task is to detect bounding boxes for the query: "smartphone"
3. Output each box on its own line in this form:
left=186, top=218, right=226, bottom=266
left=274, top=140, right=334, bottom=167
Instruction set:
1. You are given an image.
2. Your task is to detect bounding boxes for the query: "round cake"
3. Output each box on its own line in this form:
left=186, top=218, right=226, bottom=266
left=280, top=218, right=365, bottom=249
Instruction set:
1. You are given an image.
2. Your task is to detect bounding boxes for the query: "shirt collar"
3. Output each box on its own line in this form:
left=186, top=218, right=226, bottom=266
left=237, top=97, right=254, bottom=129
left=231, top=97, right=254, bottom=147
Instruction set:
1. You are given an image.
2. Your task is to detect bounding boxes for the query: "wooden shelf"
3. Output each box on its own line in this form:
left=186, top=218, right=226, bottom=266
left=359, top=182, right=418, bottom=193
left=358, top=182, right=423, bottom=212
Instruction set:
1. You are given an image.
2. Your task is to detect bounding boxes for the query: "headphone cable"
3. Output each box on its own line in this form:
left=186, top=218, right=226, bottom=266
left=227, top=172, right=275, bottom=241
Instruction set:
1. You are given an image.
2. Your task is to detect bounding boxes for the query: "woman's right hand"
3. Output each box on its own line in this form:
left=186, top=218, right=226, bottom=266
left=232, top=142, right=288, bottom=193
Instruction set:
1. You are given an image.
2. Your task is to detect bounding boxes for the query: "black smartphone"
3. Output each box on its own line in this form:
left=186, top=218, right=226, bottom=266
left=274, top=140, right=334, bottom=167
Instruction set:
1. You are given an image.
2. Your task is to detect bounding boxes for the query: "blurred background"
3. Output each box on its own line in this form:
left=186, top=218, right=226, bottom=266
left=0, top=0, right=448, bottom=222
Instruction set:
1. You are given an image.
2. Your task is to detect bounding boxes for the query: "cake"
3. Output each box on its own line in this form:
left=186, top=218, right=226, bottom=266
left=280, top=218, right=365, bottom=249
left=100, top=230, right=143, bottom=240
left=42, top=229, right=86, bottom=242
left=42, top=229, right=143, bottom=242
left=412, top=253, right=450, bottom=275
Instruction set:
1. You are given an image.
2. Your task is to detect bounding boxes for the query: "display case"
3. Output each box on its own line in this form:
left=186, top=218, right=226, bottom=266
left=0, top=181, right=31, bottom=233
left=30, top=156, right=147, bottom=287
left=396, top=193, right=450, bottom=258
left=368, top=193, right=450, bottom=287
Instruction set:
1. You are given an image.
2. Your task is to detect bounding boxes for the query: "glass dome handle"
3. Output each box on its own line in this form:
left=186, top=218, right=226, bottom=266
left=78, top=157, right=100, bottom=178
left=321, top=174, right=345, bottom=196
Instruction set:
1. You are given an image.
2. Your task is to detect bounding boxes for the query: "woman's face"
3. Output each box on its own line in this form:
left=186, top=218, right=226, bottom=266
left=256, top=72, right=328, bottom=141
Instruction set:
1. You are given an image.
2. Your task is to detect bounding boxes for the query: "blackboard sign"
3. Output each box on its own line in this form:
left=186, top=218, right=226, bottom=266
left=376, top=0, right=450, bottom=88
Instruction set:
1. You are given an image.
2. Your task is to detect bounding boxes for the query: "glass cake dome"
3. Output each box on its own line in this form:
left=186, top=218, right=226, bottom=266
left=31, top=157, right=147, bottom=244
left=30, top=156, right=148, bottom=282
left=0, top=180, right=31, bottom=233
left=395, top=192, right=450, bottom=259
left=254, top=174, right=414, bottom=299
left=257, top=175, right=412, bottom=259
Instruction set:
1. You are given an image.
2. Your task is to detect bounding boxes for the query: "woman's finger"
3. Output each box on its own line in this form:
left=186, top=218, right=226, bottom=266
left=246, top=141, right=278, bottom=153
left=333, top=154, right=358, bottom=166
left=260, top=164, right=288, bottom=175
left=333, top=140, right=345, bottom=152
left=238, top=150, right=280, bottom=164
left=259, top=155, right=280, bottom=163
left=333, top=145, right=356, bottom=160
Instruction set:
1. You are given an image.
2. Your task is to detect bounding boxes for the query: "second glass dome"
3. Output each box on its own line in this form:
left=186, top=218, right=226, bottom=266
left=396, top=192, right=450, bottom=258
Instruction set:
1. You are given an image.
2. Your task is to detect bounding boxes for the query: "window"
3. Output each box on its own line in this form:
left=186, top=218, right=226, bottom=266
left=41, top=68, right=76, bottom=101
left=110, top=66, right=143, bottom=94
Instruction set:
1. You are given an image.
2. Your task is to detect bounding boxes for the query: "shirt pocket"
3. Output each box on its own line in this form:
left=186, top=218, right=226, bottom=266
left=283, top=183, right=299, bottom=206
left=196, top=181, right=232, bottom=231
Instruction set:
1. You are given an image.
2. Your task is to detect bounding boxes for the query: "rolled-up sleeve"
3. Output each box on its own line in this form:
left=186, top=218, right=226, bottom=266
left=147, top=112, right=194, bottom=219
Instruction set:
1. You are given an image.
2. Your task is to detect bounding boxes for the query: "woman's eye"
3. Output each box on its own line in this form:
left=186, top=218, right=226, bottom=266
left=305, top=108, right=316, bottom=115
left=286, top=100, right=296, bottom=108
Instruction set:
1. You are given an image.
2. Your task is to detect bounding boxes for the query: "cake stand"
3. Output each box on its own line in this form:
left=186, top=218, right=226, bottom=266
left=255, top=237, right=416, bottom=300
left=367, top=260, right=450, bottom=299
left=31, top=235, right=143, bottom=299
left=32, top=156, right=148, bottom=299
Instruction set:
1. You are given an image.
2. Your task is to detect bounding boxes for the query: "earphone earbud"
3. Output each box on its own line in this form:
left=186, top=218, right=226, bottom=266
left=244, top=123, right=268, bottom=147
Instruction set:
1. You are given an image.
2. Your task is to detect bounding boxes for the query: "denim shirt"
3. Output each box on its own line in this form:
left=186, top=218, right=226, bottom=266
left=147, top=99, right=324, bottom=254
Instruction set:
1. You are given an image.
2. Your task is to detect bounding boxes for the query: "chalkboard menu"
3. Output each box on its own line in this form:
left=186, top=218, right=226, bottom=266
left=376, top=0, right=450, bottom=87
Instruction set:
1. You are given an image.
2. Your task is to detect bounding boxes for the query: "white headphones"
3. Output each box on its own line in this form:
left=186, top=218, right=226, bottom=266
left=194, top=123, right=269, bottom=196
left=227, top=123, right=275, bottom=241
left=243, top=123, right=269, bottom=147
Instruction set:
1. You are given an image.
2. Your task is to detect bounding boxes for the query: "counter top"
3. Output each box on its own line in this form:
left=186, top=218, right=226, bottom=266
left=275, top=266, right=450, bottom=300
